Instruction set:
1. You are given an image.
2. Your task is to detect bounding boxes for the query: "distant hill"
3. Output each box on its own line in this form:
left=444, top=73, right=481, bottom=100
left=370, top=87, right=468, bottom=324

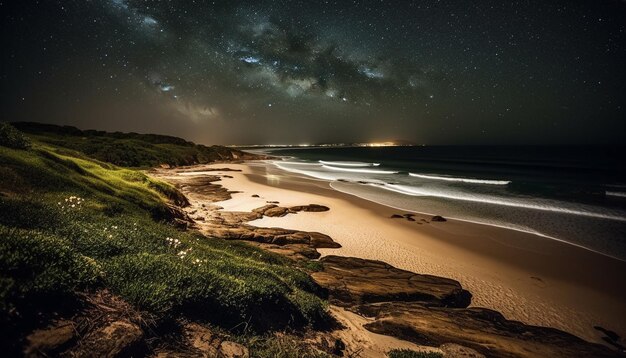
left=11, top=122, right=263, bottom=167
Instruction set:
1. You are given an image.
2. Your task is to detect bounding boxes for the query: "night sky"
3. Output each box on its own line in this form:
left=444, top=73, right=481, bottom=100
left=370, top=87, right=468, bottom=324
left=1, top=0, right=625, bottom=145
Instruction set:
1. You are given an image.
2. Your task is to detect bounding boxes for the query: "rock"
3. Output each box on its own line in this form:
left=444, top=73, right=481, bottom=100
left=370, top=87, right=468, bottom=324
left=266, top=201, right=280, bottom=204
left=390, top=214, right=404, bottom=219
left=250, top=242, right=322, bottom=261
left=219, top=341, right=249, bottom=358
left=185, top=323, right=219, bottom=357
left=24, top=320, right=76, bottom=357
left=431, top=215, right=447, bottom=222
left=354, top=302, right=616, bottom=358
left=311, top=256, right=471, bottom=308
left=289, top=204, right=330, bottom=212
left=332, top=338, right=346, bottom=356
left=73, top=320, right=143, bottom=357
left=251, top=194, right=260, bottom=198
left=159, top=164, right=171, bottom=169
left=440, top=343, right=485, bottom=358
left=264, top=206, right=290, bottom=217
left=252, top=204, right=278, bottom=214
left=309, top=232, right=342, bottom=248
left=204, top=226, right=340, bottom=249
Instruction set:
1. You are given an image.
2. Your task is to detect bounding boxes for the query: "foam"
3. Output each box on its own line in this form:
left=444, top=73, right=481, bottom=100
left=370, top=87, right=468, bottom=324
left=319, top=160, right=380, bottom=167
left=380, top=184, right=626, bottom=222
left=409, top=172, right=511, bottom=185
left=606, top=191, right=626, bottom=198
left=321, top=165, right=398, bottom=174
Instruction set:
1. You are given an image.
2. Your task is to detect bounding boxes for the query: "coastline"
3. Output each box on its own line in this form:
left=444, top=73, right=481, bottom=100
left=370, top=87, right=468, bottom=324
left=208, top=161, right=626, bottom=345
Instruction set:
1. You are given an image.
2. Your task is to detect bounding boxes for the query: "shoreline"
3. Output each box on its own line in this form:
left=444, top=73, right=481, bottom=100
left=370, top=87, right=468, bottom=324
left=329, top=181, right=626, bottom=263
left=205, top=161, right=626, bottom=345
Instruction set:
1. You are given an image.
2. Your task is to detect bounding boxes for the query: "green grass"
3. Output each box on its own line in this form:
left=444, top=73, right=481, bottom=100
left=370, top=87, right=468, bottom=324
left=388, top=349, right=443, bottom=358
left=0, top=125, right=328, bottom=334
left=248, top=335, right=333, bottom=358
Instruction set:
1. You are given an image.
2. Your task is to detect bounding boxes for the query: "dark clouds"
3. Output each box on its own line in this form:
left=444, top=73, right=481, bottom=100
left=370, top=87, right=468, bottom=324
left=1, top=0, right=625, bottom=144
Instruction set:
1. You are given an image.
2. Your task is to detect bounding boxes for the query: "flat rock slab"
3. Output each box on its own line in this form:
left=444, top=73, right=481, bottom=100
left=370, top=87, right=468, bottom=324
left=204, top=226, right=340, bottom=249
left=252, top=204, right=330, bottom=218
left=311, top=256, right=471, bottom=308
left=352, top=302, right=617, bottom=358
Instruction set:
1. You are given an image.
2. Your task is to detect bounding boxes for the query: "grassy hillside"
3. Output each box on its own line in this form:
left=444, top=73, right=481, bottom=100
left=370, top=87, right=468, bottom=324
left=11, top=122, right=262, bottom=167
left=0, top=123, right=326, bottom=355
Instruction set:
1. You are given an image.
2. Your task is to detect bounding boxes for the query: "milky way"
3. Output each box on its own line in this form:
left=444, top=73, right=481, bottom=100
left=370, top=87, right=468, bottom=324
left=1, top=1, right=625, bottom=144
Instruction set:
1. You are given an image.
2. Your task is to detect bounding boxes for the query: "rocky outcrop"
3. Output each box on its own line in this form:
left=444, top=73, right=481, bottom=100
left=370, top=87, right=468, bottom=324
left=219, top=341, right=250, bottom=358
left=311, top=256, right=471, bottom=308
left=289, top=204, right=330, bottom=212
left=352, top=302, right=617, bottom=358
left=251, top=204, right=330, bottom=218
left=245, top=242, right=322, bottom=261
left=204, top=226, right=340, bottom=249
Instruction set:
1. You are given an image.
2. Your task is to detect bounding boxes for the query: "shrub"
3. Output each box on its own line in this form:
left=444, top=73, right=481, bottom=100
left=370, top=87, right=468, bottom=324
left=0, top=122, right=31, bottom=149
left=388, top=349, right=443, bottom=358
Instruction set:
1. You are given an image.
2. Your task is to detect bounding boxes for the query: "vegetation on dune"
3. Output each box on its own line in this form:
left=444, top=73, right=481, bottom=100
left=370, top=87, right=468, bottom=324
left=11, top=121, right=257, bottom=167
left=0, top=123, right=328, bottom=354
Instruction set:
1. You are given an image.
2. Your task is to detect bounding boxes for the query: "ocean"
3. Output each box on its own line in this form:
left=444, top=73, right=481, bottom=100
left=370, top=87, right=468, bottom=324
left=255, top=146, right=626, bottom=260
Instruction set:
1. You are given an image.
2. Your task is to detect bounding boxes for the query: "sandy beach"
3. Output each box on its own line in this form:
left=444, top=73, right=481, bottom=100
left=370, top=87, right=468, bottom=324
left=200, top=161, right=626, bottom=345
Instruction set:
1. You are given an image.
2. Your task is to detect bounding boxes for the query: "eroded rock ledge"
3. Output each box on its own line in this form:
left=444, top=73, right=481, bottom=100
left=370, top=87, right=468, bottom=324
left=311, top=256, right=471, bottom=308
left=352, top=302, right=616, bottom=358
left=150, top=167, right=340, bottom=261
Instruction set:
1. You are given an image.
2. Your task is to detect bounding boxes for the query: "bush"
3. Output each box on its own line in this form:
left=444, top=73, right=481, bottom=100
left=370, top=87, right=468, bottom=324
left=0, top=122, right=31, bottom=149
left=388, top=349, right=443, bottom=358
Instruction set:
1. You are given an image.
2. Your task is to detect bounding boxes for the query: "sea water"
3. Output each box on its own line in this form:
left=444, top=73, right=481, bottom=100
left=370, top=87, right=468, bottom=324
left=255, top=146, right=626, bottom=260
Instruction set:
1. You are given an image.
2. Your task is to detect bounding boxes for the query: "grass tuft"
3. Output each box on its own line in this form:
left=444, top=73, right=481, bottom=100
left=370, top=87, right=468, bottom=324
left=388, top=349, right=444, bottom=358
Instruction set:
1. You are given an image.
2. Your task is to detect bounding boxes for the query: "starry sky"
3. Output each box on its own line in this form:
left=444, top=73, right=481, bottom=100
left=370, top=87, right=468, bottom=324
left=1, top=0, right=625, bottom=145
